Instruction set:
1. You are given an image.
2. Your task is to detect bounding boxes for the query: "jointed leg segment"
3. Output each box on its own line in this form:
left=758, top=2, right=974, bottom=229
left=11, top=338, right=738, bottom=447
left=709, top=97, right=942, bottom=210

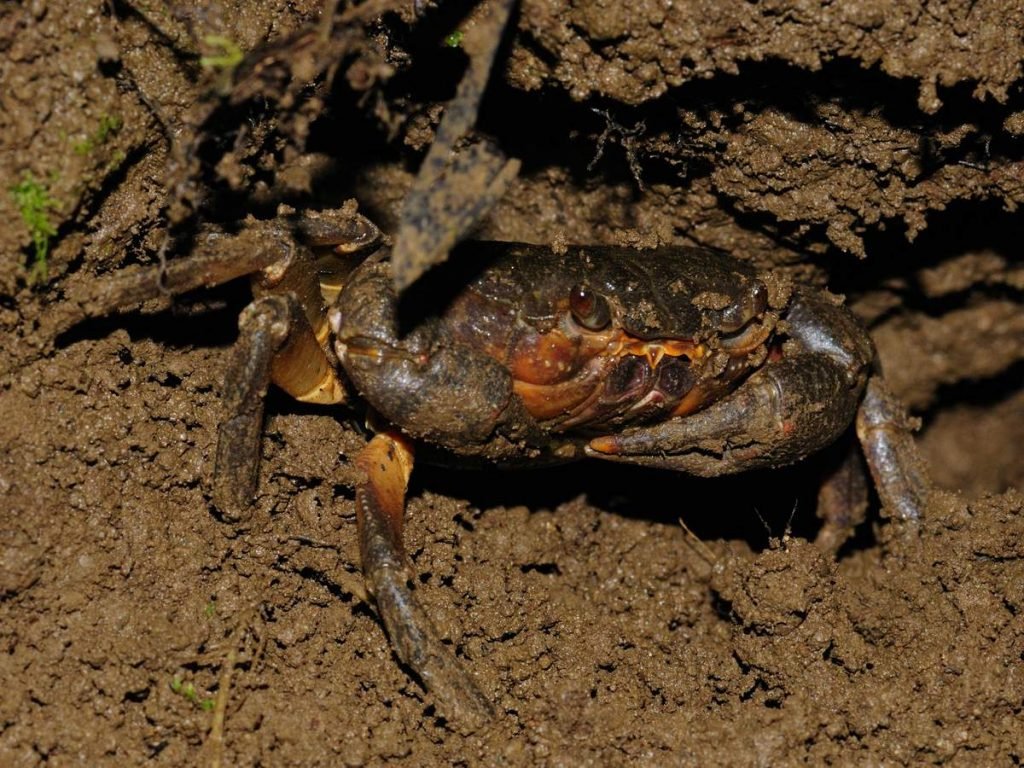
left=355, top=432, right=494, bottom=729
left=212, top=291, right=346, bottom=520
left=855, top=377, right=931, bottom=521
left=61, top=224, right=295, bottom=332
left=213, top=296, right=291, bottom=521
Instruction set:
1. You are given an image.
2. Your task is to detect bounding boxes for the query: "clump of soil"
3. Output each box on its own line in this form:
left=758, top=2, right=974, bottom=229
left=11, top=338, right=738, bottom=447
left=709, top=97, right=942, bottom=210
left=1, top=1, right=1022, bottom=765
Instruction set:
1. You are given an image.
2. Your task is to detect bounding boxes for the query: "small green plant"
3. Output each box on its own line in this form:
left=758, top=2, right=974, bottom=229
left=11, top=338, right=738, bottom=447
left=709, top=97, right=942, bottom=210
left=105, top=148, right=127, bottom=173
left=9, top=174, right=59, bottom=284
left=443, top=29, right=464, bottom=48
left=204, top=601, right=216, bottom=618
left=72, top=113, right=122, bottom=156
left=170, top=676, right=216, bottom=711
left=199, top=35, right=244, bottom=71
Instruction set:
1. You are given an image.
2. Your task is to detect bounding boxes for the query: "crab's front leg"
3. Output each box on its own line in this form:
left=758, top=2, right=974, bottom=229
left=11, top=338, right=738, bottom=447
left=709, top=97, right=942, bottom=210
left=587, top=290, right=932, bottom=521
left=354, top=431, right=495, bottom=729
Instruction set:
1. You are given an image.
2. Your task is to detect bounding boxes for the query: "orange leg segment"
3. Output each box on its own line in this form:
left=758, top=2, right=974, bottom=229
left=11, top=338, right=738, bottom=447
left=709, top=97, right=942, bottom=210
left=355, top=432, right=494, bottom=729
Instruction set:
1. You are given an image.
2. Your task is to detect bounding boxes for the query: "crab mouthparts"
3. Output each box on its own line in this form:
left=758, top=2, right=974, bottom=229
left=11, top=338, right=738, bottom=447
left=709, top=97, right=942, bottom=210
left=610, top=336, right=706, bottom=368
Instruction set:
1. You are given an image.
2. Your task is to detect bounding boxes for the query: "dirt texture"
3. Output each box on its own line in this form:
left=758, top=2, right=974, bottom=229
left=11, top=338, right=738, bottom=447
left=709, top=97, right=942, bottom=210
left=2, top=0, right=1023, bottom=765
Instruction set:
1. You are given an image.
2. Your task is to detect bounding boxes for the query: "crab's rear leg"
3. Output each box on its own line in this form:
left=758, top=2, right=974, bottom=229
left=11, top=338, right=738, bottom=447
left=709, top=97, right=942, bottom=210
left=855, top=376, right=931, bottom=522
left=212, top=217, right=384, bottom=518
left=355, top=431, right=494, bottom=729
left=60, top=223, right=292, bottom=332
left=64, top=212, right=378, bottom=517
left=213, top=289, right=347, bottom=520
left=211, top=217, right=374, bottom=518
left=61, top=211, right=379, bottom=327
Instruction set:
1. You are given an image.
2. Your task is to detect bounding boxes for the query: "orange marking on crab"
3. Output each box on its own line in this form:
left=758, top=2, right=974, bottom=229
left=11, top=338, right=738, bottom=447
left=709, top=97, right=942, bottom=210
left=670, top=380, right=737, bottom=418
left=611, top=337, right=706, bottom=369
left=587, top=434, right=620, bottom=454
left=511, top=329, right=704, bottom=384
left=507, top=329, right=583, bottom=385
left=507, top=327, right=709, bottom=423
left=355, top=432, right=415, bottom=548
left=612, top=336, right=703, bottom=362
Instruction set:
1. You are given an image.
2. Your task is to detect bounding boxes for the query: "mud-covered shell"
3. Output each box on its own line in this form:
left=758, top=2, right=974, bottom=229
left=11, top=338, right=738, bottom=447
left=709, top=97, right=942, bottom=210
left=459, top=242, right=771, bottom=340
left=333, top=242, right=786, bottom=463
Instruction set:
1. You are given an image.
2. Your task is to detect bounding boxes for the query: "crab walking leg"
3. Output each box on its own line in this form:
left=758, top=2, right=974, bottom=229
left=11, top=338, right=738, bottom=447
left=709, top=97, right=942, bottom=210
left=814, top=440, right=870, bottom=551
left=214, top=294, right=345, bottom=520
left=355, top=432, right=494, bottom=728
left=855, top=376, right=931, bottom=521
left=214, top=298, right=287, bottom=520
left=59, top=225, right=296, bottom=332
left=60, top=211, right=379, bottom=335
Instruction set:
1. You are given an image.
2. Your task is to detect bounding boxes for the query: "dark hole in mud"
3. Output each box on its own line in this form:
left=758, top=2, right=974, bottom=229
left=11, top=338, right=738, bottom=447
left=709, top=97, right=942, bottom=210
left=123, top=688, right=151, bottom=703
left=933, top=355, right=1024, bottom=402
left=297, top=565, right=356, bottom=603
left=830, top=202, right=1024, bottom=495
left=918, top=360, right=1024, bottom=495
left=520, top=562, right=561, bottom=575
left=452, top=512, right=476, bottom=531
left=836, top=201, right=1024, bottom=301
left=419, top=455, right=830, bottom=552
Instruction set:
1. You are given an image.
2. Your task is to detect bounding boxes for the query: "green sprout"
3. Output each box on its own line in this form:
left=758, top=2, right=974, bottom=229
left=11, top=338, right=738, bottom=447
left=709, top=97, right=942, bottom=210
left=199, top=35, right=244, bottom=72
left=72, top=113, right=122, bottom=156
left=106, top=148, right=127, bottom=174
left=170, top=676, right=215, bottom=711
left=443, top=30, right=464, bottom=48
left=9, top=174, right=59, bottom=284
left=203, top=601, right=216, bottom=618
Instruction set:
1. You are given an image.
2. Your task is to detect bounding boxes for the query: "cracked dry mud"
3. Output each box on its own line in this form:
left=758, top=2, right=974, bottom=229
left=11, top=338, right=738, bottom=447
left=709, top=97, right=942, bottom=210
left=2, top=1, right=1023, bottom=765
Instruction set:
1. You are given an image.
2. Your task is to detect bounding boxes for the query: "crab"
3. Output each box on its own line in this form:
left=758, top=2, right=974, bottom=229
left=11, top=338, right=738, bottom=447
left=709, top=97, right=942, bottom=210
left=63, top=206, right=932, bottom=727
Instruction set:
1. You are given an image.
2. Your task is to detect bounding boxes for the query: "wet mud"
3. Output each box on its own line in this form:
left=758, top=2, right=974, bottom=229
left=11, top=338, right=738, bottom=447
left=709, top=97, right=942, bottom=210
left=1, top=1, right=1023, bottom=765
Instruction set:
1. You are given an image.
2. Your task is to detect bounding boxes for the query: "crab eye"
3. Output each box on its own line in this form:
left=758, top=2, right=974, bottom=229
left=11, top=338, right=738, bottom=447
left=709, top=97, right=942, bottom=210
left=569, top=283, right=611, bottom=331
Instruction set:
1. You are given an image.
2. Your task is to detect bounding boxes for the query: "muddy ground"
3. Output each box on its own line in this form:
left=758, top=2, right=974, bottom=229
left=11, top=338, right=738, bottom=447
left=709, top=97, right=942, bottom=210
left=2, top=0, right=1024, bottom=765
